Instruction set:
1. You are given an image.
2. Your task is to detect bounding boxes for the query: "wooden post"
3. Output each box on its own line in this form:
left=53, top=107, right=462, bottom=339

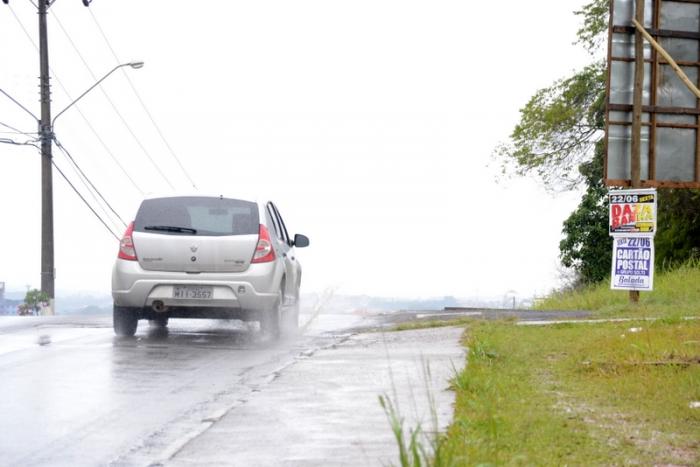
left=629, top=1, right=645, bottom=304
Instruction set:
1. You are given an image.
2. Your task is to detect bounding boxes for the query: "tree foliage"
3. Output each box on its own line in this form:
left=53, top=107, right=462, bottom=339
left=559, top=143, right=611, bottom=284
left=574, top=0, right=610, bottom=54
left=498, top=63, right=606, bottom=188
left=496, top=0, right=610, bottom=284
left=656, top=190, right=700, bottom=266
left=18, top=289, right=49, bottom=316
left=499, top=0, right=700, bottom=285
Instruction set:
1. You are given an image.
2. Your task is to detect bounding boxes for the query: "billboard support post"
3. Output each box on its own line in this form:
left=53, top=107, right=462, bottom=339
left=629, top=0, right=646, bottom=304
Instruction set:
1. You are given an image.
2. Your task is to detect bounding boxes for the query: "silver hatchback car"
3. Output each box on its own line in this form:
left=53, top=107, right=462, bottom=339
left=111, top=195, right=309, bottom=338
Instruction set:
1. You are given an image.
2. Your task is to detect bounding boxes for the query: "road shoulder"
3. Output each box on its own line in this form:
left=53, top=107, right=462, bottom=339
left=167, top=326, right=465, bottom=466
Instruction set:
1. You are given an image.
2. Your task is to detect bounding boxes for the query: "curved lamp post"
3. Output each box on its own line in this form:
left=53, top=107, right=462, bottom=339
left=52, top=61, right=144, bottom=126
left=40, top=60, right=143, bottom=314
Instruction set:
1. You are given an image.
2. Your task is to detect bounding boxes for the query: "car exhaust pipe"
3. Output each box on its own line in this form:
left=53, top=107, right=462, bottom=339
left=152, top=300, right=167, bottom=313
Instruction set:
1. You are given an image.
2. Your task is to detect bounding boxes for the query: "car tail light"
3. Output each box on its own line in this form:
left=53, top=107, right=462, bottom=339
left=118, top=222, right=138, bottom=261
left=252, top=224, right=276, bottom=263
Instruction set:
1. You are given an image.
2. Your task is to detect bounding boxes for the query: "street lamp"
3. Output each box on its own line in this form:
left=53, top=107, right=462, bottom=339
left=2, top=0, right=145, bottom=314
left=52, top=61, right=144, bottom=126
left=40, top=60, right=143, bottom=314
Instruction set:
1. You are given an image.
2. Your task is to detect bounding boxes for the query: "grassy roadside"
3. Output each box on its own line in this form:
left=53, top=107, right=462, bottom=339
left=428, top=263, right=700, bottom=466
left=535, top=260, right=700, bottom=319
left=437, top=319, right=700, bottom=465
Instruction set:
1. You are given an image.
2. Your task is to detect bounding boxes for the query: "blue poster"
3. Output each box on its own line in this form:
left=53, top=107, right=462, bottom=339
left=611, top=237, right=654, bottom=291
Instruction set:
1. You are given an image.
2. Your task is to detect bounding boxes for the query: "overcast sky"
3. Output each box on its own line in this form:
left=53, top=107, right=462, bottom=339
left=0, top=0, right=592, bottom=299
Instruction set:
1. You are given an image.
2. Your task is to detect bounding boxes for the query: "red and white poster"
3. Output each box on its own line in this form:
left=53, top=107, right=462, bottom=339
left=608, top=189, right=657, bottom=237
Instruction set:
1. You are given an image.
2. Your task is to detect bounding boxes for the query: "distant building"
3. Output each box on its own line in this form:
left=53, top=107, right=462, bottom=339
left=0, top=282, right=21, bottom=315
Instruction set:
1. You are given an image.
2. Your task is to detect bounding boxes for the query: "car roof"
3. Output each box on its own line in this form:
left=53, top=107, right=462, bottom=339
left=141, top=192, right=264, bottom=205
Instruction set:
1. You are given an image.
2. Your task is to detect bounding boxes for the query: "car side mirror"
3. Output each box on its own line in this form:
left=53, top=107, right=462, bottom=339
left=293, top=234, right=310, bottom=248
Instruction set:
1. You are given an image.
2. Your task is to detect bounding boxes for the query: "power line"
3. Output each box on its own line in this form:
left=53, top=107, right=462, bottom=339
left=53, top=144, right=125, bottom=235
left=52, top=160, right=120, bottom=241
left=51, top=9, right=177, bottom=192
left=88, top=8, right=198, bottom=190
left=0, top=120, right=36, bottom=137
left=0, top=137, right=39, bottom=149
left=58, top=108, right=146, bottom=195
left=53, top=136, right=128, bottom=229
left=0, top=87, right=38, bottom=121
left=9, top=2, right=145, bottom=196
left=7, top=4, right=39, bottom=58
left=9, top=0, right=126, bottom=304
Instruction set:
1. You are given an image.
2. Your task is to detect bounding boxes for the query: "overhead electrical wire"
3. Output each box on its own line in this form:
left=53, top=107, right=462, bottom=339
left=53, top=149, right=125, bottom=236
left=0, top=137, right=40, bottom=149
left=51, top=151, right=119, bottom=236
left=0, top=87, right=38, bottom=121
left=51, top=9, right=177, bottom=192
left=8, top=2, right=131, bottom=240
left=9, top=2, right=145, bottom=196
left=88, top=8, right=198, bottom=190
left=0, top=119, right=36, bottom=137
left=58, top=110, right=146, bottom=195
left=53, top=136, right=128, bottom=230
left=52, top=160, right=120, bottom=241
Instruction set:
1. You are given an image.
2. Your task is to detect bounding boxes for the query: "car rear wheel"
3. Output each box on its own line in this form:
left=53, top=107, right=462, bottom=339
left=283, top=299, right=299, bottom=334
left=260, top=291, right=282, bottom=340
left=113, top=306, right=138, bottom=337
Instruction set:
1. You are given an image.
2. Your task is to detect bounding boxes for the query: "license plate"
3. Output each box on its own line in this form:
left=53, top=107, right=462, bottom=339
left=172, top=286, right=213, bottom=299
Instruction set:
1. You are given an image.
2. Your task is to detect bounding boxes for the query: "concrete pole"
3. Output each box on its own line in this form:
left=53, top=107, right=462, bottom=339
left=38, top=0, right=55, bottom=314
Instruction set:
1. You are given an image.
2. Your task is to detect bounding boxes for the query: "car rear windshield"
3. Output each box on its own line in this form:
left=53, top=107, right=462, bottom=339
left=134, top=197, right=259, bottom=236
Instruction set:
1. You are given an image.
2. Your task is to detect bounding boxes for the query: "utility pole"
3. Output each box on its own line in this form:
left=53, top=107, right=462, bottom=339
left=38, top=0, right=55, bottom=314
left=3, top=1, right=137, bottom=315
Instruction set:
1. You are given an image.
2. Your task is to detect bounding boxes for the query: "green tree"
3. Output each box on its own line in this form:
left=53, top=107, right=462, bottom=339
left=656, top=190, right=700, bottom=266
left=559, top=143, right=611, bottom=284
left=498, top=62, right=606, bottom=189
left=19, top=289, right=49, bottom=316
left=500, top=0, right=700, bottom=285
left=497, top=0, right=610, bottom=284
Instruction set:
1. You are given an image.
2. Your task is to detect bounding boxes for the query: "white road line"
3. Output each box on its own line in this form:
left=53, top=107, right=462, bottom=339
left=415, top=312, right=482, bottom=320
left=517, top=316, right=699, bottom=326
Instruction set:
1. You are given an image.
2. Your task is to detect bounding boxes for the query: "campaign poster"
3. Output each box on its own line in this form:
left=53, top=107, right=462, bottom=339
left=611, top=237, right=654, bottom=291
left=609, top=189, right=657, bottom=236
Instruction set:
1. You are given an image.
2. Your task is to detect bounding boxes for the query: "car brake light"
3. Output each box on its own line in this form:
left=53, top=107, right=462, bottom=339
left=118, top=221, right=138, bottom=261
left=251, top=224, right=276, bottom=263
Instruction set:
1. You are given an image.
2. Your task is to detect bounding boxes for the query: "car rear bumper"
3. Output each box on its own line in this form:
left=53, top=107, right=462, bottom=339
left=111, top=259, right=281, bottom=313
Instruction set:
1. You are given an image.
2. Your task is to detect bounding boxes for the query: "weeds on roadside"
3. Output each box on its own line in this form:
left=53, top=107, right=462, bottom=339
left=379, top=359, right=451, bottom=467
left=379, top=394, right=428, bottom=467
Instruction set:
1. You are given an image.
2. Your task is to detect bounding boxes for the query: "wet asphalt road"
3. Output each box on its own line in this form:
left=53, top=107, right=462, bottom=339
left=0, top=306, right=587, bottom=466
left=0, top=304, right=368, bottom=466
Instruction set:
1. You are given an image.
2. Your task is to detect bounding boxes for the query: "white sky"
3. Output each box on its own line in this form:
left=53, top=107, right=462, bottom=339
left=0, top=0, right=593, bottom=299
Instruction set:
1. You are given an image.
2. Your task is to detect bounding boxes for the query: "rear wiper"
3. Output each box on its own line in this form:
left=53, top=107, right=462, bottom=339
left=144, top=225, right=197, bottom=234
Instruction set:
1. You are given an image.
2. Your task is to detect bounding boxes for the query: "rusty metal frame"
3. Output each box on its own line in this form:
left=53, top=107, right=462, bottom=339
left=605, top=0, right=700, bottom=188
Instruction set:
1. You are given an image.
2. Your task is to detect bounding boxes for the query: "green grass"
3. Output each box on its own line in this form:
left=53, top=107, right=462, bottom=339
left=437, top=320, right=700, bottom=466
left=536, top=260, right=700, bottom=318
left=425, top=261, right=700, bottom=466
left=391, top=318, right=480, bottom=332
